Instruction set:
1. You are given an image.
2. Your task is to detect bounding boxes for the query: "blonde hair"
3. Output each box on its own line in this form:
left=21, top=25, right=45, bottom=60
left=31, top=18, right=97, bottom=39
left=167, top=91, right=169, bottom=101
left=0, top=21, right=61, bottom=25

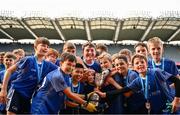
left=98, top=52, right=112, bottom=62
left=46, top=48, right=59, bottom=58
left=13, top=49, right=25, bottom=55
left=111, top=53, right=119, bottom=62
left=147, top=37, right=163, bottom=48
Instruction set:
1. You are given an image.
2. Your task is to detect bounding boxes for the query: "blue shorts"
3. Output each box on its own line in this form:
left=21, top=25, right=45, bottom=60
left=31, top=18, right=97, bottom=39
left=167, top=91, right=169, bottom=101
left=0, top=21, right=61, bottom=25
left=6, top=88, right=31, bottom=114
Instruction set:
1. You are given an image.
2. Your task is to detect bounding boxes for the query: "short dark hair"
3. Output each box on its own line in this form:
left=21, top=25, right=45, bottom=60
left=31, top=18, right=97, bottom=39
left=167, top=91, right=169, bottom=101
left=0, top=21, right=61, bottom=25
left=4, top=52, right=17, bottom=60
left=82, top=42, right=96, bottom=51
left=0, top=52, right=5, bottom=56
left=131, top=54, right=147, bottom=66
left=75, top=63, right=84, bottom=69
left=34, top=37, right=50, bottom=47
left=96, top=43, right=108, bottom=52
left=63, top=42, right=76, bottom=51
left=61, top=52, right=77, bottom=63
left=134, top=42, right=148, bottom=51
left=114, top=54, right=128, bottom=63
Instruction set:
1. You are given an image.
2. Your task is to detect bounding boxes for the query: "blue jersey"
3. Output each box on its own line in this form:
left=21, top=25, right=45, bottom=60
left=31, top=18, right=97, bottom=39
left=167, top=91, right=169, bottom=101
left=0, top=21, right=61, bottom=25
left=82, top=57, right=102, bottom=73
left=103, top=73, right=124, bottom=114
left=31, top=68, right=69, bottom=114
left=69, top=78, right=84, bottom=94
left=65, top=79, right=84, bottom=107
left=127, top=68, right=173, bottom=113
left=148, top=58, right=179, bottom=96
left=123, top=70, right=146, bottom=113
left=11, top=56, right=58, bottom=99
left=0, top=70, right=18, bottom=111
left=0, top=70, right=18, bottom=90
left=148, top=58, right=179, bottom=76
left=55, top=58, right=61, bottom=66
left=0, top=64, right=5, bottom=72
left=83, top=82, right=95, bottom=95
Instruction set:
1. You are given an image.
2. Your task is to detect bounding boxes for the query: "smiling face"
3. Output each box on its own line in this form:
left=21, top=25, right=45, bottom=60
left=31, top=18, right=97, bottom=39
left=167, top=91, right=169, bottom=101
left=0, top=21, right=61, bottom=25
left=4, top=57, right=15, bottom=69
left=99, top=58, right=112, bottom=70
left=46, top=54, right=58, bottom=64
left=83, top=46, right=96, bottom=63
left=61, top=60, right=76, bottom=74
left=148, top=42, right=163, bottom=63
left=114, top=58, right=128, bottom=75
left=135, top=45, right=148, bottom=57
left=72, top=67, right=84, bottom=82
left=133, top=57, right=147, bottom=76
left=35, top=43, right=49, bottom=57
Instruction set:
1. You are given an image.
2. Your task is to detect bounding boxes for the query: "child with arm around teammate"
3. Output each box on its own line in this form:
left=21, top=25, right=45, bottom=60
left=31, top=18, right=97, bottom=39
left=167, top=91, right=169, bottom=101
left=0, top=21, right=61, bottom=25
left=0, top=37, right=58, bottom=114
left=31, top=52, right=96, bottom=114
left=96, top=54, right=180, bottom=114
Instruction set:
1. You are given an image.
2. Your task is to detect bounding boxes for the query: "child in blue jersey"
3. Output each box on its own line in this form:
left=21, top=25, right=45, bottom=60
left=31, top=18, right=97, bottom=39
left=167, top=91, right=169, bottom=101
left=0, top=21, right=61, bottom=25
left=98, top=52, right=124, bottom=114
left=114, top=54, right=146, bottom=113
left=0, top=37, right=58, bottom=114
left=0, top=52, right=17, bottom=114
left=147, top=37, right=179, bottom=76
left=82, top=42, right=101, bottom=73
left=0, top=52, right=5, bottom=72
left=99, top=54, right=146, bottom=113
left=147, top=37, right=179, bottom=97
left=83, top=69, right=96, bottom=95
left=96, top=54, right=180, bottom=114
left=63, top=42, right=86, bottom=68
left=62, top=63, right=85, bottom=114
left=31, top=52, right=97, bottom=114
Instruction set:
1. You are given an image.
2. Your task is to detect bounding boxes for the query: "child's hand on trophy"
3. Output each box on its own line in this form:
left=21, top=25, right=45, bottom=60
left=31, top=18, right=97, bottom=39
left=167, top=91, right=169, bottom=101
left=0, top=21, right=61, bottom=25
left=95, top=90, right=106, bottom=98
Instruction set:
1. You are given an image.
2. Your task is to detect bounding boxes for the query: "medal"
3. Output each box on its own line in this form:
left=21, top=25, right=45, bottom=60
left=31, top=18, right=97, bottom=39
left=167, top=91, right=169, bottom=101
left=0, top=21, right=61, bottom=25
left=145, top=102, right=151, bottom=110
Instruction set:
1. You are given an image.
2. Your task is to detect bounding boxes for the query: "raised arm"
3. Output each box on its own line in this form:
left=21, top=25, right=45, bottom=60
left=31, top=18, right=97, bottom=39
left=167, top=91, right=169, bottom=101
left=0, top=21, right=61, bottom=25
left=96, top=86, right=131, bottom=100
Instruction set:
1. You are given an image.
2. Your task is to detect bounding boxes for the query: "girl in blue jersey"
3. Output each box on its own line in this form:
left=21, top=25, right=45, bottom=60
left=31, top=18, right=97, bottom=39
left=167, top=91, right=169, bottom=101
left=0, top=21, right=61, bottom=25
left=0, top=52, right=18, bottom=114
left=31, top=52, right=97, bottom=114
left=96, top=54, right=180, bottom=114
left=0, top=37, right=58, bottom=114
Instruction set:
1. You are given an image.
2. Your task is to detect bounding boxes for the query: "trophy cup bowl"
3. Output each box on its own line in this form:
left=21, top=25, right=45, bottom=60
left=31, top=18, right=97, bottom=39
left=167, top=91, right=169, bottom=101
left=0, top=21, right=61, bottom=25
left=88, top=73, right=104, bottom=107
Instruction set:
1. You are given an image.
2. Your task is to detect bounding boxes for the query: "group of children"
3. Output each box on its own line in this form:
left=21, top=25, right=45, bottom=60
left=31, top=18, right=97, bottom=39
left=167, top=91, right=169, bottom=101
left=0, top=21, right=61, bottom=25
left=0, top=36, right=179, bottom=114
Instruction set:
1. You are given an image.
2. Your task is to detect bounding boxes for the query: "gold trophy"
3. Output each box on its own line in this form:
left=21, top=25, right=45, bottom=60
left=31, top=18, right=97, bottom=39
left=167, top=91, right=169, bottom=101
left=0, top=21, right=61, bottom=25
left=88, top=72, right=106, bottom=107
